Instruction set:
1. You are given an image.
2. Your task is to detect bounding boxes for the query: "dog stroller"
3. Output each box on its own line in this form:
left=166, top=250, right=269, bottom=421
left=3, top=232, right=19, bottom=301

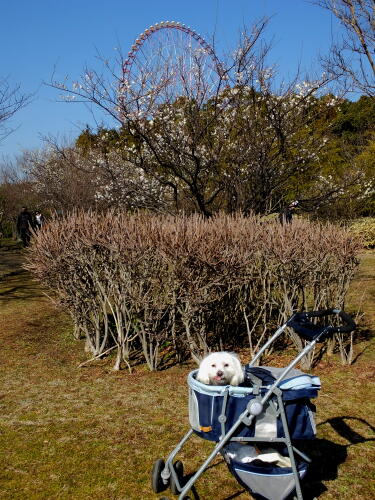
left=151, top=309, right=355, bottom=500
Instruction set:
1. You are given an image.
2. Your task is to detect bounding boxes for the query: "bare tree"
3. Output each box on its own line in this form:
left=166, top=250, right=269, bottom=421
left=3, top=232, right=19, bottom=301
left=19, top=145, right=97, bottom=211
left=313, top=0, right=375, bottom=96
left=0, top=76, right=31, bottom=143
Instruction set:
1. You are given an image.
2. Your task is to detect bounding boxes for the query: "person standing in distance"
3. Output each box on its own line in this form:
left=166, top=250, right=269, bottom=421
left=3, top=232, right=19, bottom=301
left=16, top=206, right=33, bottom=247
left=279, top=200, right=299, bottom=225
left=34, top=210, right=45, bottom=230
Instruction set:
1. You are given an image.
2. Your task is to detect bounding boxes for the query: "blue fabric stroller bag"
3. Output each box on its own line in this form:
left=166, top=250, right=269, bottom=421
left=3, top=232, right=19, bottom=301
left=188, top=366, right=319, bottom=443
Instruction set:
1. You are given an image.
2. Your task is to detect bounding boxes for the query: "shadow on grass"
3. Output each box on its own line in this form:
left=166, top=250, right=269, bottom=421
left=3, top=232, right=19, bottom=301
left=319, top=416, right=375, bottom=444
left=0, top=272, right=45, bottom=302
left=301, top=437, right=348, bottom=499
left=301, top=416, right=375, bottom=499
left=0, top=248, right=44, bottom=302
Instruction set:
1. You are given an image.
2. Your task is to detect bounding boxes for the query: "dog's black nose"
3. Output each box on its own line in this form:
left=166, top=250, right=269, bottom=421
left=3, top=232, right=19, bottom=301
left=217, top=370, right=223, bottom=376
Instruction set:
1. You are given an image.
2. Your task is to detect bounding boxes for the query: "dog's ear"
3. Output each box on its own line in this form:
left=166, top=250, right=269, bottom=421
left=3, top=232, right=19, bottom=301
left=230, top=356, right=244, bottom=386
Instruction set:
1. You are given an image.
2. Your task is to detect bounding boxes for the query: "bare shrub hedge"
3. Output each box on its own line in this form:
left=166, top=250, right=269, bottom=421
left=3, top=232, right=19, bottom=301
left=26, top=211, right=361, bottom=370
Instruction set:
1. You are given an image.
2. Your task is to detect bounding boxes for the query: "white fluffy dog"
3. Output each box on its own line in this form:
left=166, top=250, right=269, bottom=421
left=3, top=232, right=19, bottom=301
left=196, top=352, right=244, bottom=386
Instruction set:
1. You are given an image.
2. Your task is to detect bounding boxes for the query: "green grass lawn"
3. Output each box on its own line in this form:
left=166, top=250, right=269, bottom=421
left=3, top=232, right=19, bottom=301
left=0, top=247, right=374, bottom=500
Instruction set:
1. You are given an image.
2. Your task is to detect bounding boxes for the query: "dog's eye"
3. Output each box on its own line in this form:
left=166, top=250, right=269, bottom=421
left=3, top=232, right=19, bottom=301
left=224, top=363, right=229, bottom=367
left=211, top=364, right=216, bottom=368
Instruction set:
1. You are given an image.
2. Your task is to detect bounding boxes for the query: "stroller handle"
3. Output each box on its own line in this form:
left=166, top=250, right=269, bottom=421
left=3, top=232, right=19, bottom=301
left=287, top=309, right=356, bottom=342
left=303, top=308, right=356, bottom=334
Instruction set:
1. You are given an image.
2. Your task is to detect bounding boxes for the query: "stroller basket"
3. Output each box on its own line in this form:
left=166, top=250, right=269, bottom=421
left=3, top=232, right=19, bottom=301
left=188, top=367, right=320, bottom=443
left=228, top=457, right=308, bottom=500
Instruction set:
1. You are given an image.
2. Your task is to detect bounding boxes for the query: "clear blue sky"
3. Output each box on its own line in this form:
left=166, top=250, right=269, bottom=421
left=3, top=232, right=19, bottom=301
left=1, top=0, right=340, bottom=159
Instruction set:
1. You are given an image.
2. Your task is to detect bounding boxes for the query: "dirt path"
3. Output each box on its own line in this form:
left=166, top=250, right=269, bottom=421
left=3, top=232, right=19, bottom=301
left=0, top=247, right=23, bottom=276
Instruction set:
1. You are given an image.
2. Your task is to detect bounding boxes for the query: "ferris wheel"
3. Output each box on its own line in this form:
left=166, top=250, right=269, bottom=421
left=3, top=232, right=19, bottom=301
left=119, top=21, right=227, bottom=116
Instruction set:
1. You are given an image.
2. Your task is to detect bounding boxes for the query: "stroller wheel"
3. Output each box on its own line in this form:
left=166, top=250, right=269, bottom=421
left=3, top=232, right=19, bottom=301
left=170, top=460, right=184, bottom=495
left=151, top=458, right=168, bottom=493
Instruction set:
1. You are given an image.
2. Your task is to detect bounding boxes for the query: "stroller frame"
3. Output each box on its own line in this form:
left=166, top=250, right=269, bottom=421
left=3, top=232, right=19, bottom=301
left=152, top=309, right=355, bottom=500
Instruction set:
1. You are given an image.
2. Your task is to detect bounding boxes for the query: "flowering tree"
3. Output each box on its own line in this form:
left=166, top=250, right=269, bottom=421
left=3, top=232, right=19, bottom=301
left=48, top=19, right=344, bottom=215
left=43, top=18, right=374, bottom=216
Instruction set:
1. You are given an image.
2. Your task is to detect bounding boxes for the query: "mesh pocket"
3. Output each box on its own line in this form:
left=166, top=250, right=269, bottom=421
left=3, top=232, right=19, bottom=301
left=188, top=388, right=200, bottom=432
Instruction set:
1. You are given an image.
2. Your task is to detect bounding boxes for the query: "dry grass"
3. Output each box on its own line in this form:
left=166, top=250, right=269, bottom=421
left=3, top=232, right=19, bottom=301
left=0, top=247, right=374, bottom=500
